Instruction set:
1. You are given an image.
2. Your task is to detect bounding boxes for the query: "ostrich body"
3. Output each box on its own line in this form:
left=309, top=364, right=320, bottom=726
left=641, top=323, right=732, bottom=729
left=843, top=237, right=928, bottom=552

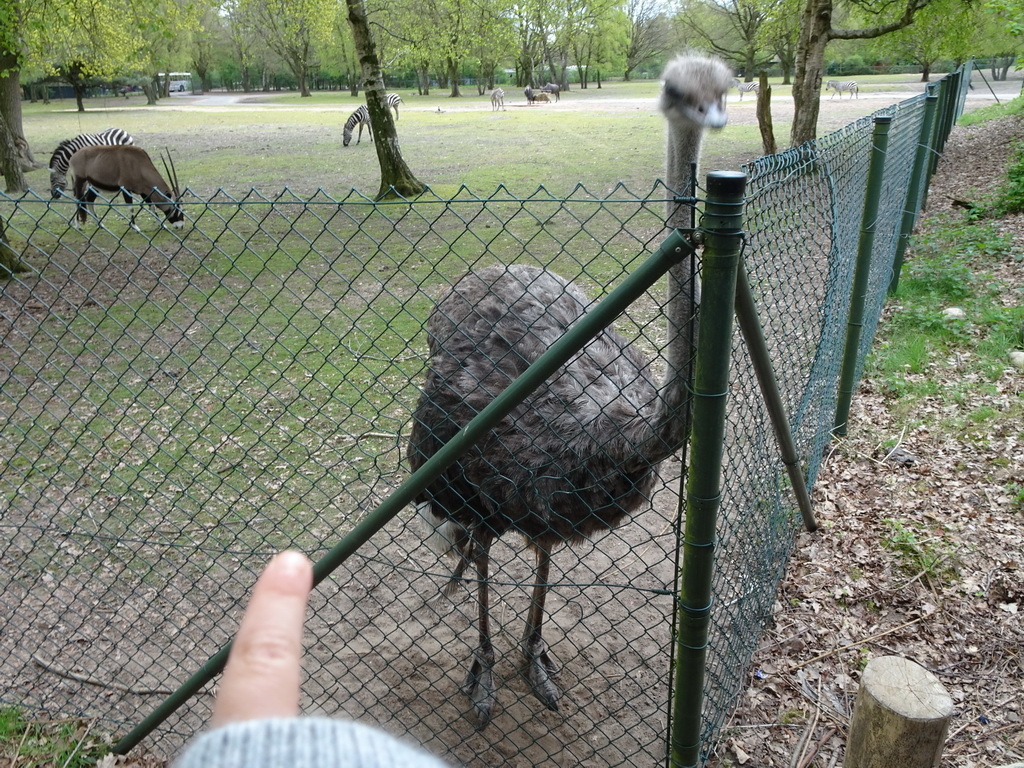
left=407, top=54, right=732, bottom=727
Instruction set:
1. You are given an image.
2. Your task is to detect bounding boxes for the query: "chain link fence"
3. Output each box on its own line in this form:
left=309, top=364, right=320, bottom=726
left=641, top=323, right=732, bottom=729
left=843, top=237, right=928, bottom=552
left=1, top=68, right=968, bottom=766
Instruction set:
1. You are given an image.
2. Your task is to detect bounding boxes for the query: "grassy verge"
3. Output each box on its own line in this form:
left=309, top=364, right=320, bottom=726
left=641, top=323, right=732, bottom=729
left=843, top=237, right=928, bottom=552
left=0, top=706, right=109, bottom=768
left=867, top=105, right=1023, bottom=469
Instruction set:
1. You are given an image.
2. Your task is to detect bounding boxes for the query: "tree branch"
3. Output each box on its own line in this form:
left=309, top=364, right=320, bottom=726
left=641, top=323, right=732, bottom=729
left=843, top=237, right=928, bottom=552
left=831, top=0, right=932, bottom=40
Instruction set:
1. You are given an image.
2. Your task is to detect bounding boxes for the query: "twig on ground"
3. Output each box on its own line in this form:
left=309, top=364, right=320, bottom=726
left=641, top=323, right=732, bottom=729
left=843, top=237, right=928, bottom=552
left=787, top=615, right=928, bottom=672
left=32, top=653, right=173, bottom=696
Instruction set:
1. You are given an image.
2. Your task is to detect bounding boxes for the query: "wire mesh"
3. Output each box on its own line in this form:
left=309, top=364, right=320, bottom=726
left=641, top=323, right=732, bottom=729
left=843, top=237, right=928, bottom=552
left=0, top=71, right=966, bottom=767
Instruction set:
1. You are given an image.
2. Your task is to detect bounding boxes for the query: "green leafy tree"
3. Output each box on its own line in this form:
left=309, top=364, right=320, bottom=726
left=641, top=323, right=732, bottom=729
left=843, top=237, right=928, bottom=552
left=790, top=0, right=937, bottom=147
left=572, top=5, right=627, bottom=88
left=237, top=0, right=335, bottom=96
left=869, top=0, right=975, bottom=80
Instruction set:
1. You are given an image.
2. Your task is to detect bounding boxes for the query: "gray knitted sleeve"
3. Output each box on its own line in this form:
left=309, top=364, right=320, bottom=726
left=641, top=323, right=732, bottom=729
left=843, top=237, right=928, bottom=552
left=174, top=717, right=450, bottom=768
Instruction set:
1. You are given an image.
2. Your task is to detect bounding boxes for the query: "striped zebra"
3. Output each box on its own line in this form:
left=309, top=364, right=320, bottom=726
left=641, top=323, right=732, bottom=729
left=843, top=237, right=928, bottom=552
left=386, top=93, right=402, bottom=119
left=342, top=94, right=403, bottom=147
left=49, top=128, right=134, bottom=199
left=826, top=80, right=858, bottom=99
left=343, top=105, right=372, bottom=146
left=733, top=79, right=759, bottom=100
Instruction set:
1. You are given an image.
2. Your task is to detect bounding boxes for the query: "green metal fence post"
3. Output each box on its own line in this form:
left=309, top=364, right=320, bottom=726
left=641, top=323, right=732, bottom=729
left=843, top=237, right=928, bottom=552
left=926, top=78, right=951, bottom=182
left=669, top=170, right=745, bottom=768
left=113, top=228, right=700, bottom=756
left=889, top=92, right=940, bottom=295
left=833, top=116, right=892, bottom=437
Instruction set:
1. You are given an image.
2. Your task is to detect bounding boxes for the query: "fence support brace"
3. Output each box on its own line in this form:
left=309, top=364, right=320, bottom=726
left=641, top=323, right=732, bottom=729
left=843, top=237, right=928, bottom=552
left=113, top=217, right=702, bottom=755
left=834, top=116, right=892, bottom=437
left=889, top=92, right=940, bottom=295
left=669, top=170, right=745, bottom=768
left=734, top=265, right=817, bottom=532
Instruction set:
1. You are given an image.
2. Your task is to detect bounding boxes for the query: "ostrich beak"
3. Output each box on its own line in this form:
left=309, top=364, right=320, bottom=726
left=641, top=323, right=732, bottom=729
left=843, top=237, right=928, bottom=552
left=701, top=99, right=728, bottom=130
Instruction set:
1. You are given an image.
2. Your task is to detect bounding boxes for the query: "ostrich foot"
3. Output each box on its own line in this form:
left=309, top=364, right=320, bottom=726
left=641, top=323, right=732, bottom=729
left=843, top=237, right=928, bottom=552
left=522, top=639, right=560, bottom=711
left=460, top=649, right=496, bottom=727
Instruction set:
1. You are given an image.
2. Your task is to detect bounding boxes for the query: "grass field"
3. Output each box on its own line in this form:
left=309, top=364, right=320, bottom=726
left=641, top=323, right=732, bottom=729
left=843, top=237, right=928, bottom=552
left=18, top=70, right=982, bottom=200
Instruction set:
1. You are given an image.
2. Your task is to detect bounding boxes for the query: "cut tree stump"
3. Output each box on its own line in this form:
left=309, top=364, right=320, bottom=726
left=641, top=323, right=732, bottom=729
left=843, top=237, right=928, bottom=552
left=846, top=655, right=954, bottom=768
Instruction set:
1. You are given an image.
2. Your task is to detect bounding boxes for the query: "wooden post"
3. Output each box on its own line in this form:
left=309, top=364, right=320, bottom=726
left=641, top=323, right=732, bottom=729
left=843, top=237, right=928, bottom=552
left=846, top=656, right=954, bottom=768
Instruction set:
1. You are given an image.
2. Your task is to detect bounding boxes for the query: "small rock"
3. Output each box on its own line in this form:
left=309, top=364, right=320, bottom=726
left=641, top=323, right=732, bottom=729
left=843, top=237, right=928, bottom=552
left=943, top=307, right=966, bottom=320
left=887, top=446, right=917, bottom=466
left=1010, top=350, right=1024, bottom=370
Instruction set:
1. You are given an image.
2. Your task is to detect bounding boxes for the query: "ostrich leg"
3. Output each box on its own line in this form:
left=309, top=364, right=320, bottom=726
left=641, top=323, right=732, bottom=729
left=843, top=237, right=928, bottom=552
left=522, top=545, right=560, bottom=710
left=461, top=540, right=497, bottom=726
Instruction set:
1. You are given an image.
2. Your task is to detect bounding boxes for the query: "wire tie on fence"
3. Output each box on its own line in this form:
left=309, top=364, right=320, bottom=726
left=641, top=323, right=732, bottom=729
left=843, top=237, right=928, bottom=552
left=692, top=386, right=730, bottom=399
left=674, top=599, right=713, bottom=625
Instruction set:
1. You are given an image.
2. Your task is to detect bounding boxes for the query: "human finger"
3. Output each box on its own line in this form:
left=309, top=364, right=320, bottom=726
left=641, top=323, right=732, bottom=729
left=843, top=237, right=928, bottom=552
left=212, top=550, right=313, bottom=727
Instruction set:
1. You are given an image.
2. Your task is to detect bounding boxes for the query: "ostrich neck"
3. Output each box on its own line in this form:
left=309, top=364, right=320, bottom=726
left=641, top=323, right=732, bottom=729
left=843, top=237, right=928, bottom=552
left=632, top=120, right=706, bottom=467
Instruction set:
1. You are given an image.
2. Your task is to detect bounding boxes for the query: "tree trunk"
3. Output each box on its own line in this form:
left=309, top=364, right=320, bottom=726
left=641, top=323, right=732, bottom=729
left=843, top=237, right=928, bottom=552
left=345, top=0, right=426, bottom=199
left=790, top=0, right=832, bottom=147
left=447, top=58, right=461, bottom=97
left=0, top=53, right=43, bottom=193
left=921, top=64, right=930, bottom=81
left=0, top=212, right=26, bottom=277
left=756, top=73, right=777, bottom=155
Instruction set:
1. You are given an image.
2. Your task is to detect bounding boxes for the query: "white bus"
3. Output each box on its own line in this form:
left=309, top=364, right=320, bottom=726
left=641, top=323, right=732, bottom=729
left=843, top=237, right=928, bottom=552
left=162, top=72, right=192, bottom=93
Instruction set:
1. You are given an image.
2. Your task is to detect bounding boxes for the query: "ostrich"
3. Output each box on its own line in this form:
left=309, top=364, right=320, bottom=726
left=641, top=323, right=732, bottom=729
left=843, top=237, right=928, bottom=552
left=407, top=53, right=732, bottom=727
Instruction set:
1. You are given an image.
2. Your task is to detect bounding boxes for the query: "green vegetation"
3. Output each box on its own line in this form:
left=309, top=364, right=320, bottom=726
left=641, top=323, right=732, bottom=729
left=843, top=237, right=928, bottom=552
left=0, top=706, right=108, bottom=768
left=869, top=215, right=1023, bottom=419
left=881, top=518, right=959, bottom=586
left=956, top=94, right=1024, bottom=127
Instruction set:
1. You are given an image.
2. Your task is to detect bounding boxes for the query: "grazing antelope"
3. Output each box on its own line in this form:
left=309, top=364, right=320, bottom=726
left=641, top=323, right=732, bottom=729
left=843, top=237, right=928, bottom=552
left=69, top=145, right=184, bottom=229
left=542, top=82, right=560, bottom=101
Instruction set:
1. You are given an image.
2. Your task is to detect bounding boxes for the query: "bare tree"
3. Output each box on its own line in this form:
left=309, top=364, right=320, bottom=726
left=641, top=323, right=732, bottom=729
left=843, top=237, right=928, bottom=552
left=681, top=0, right=774, bottom=79
left=623, top=0, right=669, bottom=79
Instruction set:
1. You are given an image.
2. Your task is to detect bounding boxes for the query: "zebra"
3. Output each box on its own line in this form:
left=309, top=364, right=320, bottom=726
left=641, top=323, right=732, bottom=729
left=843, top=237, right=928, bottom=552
left=733, top=79, right=759, bottom=100
left=826, top=80, right=858, bottom=99
left=49, top=128, right=134, bottom=199
left=385, top=93, right=402, bottom=120
left=343, top=105, right=372, bottom=146
left=342, top=94, right=403, bottom=147
left=490, top=88, right=505, bottom=111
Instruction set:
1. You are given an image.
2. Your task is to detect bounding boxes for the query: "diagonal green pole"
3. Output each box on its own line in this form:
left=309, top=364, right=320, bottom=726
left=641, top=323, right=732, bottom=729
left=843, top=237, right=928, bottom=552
left=889, top=92, right=939, bottom=295
left=733, top=264, right=817, bottom=532
left=113, top=227, right=698, bottom=756
left=669, top=170, right=745, bottom=768
left=833, top=116, right=892, bottom=437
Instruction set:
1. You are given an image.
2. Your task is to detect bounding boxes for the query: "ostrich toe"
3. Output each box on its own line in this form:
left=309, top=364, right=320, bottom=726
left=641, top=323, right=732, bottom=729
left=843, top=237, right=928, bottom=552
left=522, top=639, right=560, bottom=711
left=461, top=649, right=497, bottom=727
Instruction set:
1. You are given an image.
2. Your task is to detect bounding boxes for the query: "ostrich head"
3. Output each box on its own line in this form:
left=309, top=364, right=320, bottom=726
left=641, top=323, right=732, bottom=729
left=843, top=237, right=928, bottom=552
left=658, top=54, right=732, bottom=131
left=658, top=53, right=733, bottom=228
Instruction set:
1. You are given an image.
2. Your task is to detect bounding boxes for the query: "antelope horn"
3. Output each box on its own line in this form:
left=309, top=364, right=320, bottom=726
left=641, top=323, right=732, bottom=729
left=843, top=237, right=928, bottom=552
left=160, top=148, right=180, bottom=198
